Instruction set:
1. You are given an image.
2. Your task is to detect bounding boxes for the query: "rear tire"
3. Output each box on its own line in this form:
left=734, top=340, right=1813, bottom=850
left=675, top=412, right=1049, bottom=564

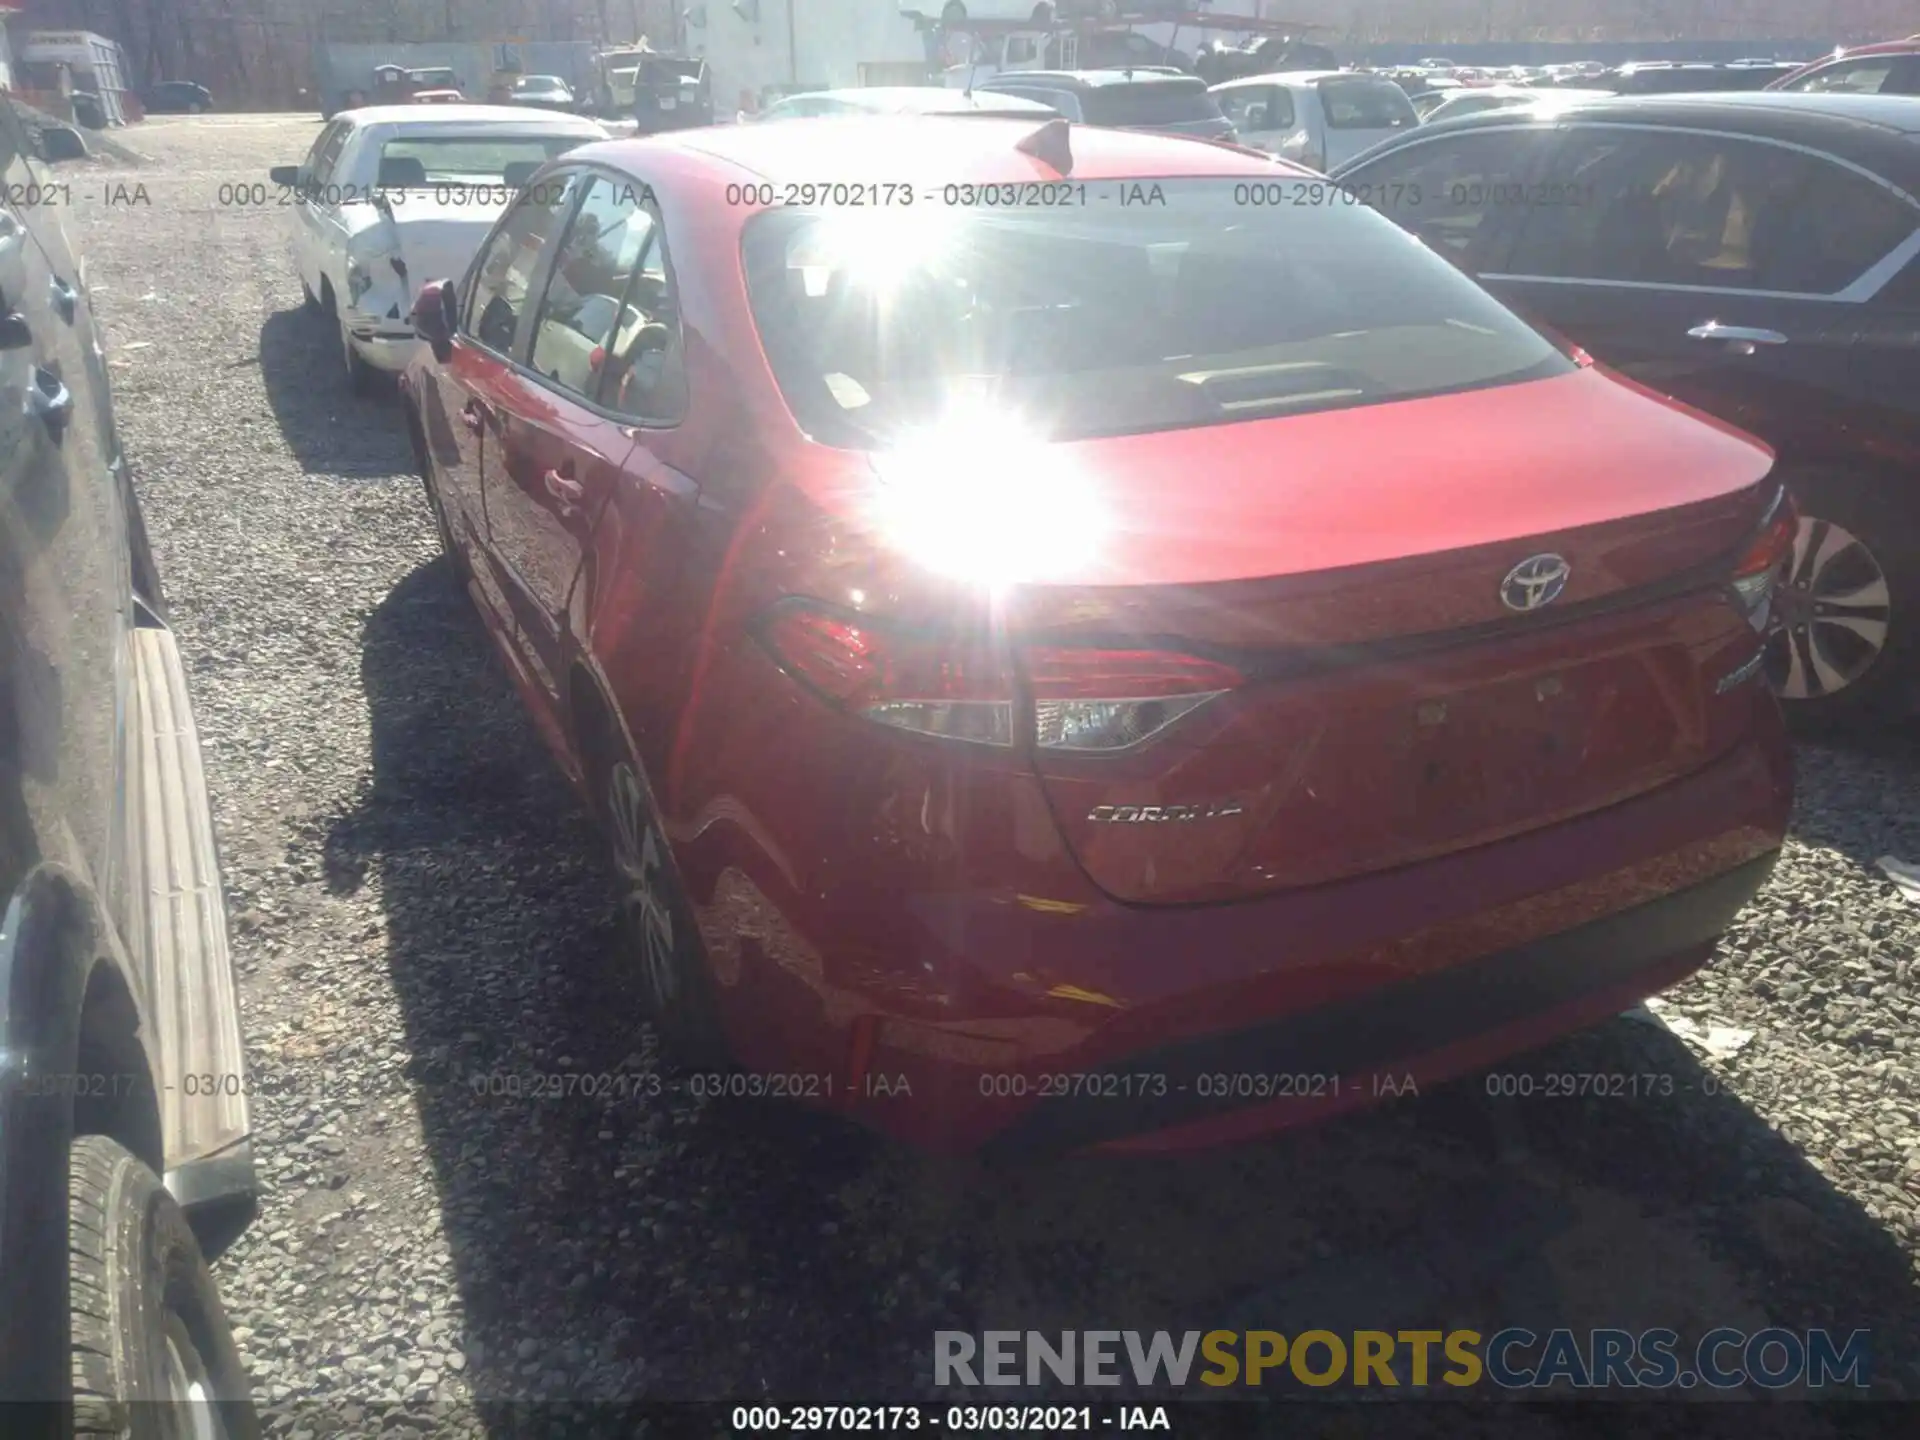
left=580, top=715, right=730, bottom=1069
left=1766, top=468, right=1920, bottom=735
left=69, top=1136, right=259, bottom=1439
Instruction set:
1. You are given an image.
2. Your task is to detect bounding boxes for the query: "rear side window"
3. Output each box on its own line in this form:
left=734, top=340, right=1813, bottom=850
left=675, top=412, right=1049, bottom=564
left=1081, top=83, right=1220, bottom=127
left=1316, top=78, right=1418, bottom=131
left=741, top=176, right=1570, bottom=450
left=529, top=174, right=659, bottom=401
left=463, top=173, right=582, bottom=355
left=1507, top=129, right=1918, bottom=294
left=378, top=134, right=590, bottom=185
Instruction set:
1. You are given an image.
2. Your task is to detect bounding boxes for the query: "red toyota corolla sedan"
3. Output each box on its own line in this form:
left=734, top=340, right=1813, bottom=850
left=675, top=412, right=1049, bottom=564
left=398, top=116, right=1795, bottom=1157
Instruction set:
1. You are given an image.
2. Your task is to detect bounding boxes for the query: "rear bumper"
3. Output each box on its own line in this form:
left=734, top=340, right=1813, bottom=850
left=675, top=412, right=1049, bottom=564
left=983, top=848, right=1774, bottom=1159
left=693, top=710, right=1789, bottom=1156
left=344, top=319, right=419, bottom=373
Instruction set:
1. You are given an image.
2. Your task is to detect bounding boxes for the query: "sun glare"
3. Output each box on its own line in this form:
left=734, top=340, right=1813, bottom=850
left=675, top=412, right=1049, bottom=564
left=865, top=402, right=1108, bottom=589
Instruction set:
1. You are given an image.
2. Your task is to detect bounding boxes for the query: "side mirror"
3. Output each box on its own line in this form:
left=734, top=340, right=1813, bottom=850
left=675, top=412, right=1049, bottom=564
left=37, top=125, right=87, bottom=162
left=411, top=279, right=458, bottom=360
left=269, top=164, right=301, bottom=187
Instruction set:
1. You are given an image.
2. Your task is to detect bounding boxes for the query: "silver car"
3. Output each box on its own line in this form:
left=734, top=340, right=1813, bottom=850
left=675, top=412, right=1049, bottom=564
left=1211, top=70, right=1419, bottom=170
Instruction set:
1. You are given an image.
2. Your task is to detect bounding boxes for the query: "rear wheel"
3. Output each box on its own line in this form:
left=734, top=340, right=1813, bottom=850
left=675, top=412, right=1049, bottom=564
left=1765, top=470, right=1919, bottom=733
left=582, top=719, right=729, bottom=1068
left=69, top=1136, right=259, bottom=1439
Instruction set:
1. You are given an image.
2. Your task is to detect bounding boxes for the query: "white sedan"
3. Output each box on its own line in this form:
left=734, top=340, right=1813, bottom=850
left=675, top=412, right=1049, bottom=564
left=268, top=104, right=608, bottom=392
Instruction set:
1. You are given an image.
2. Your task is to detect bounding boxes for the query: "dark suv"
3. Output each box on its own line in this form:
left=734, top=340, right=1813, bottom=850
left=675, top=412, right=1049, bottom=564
left=1333, top=92, right=1920, bottom=729
left=974, top=69, right=1233, bottom=140
left=0, top=93, right=259, bottom=1432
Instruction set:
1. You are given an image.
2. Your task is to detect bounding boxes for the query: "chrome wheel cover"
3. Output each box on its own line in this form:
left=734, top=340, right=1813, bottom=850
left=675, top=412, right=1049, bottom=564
left=1766, top=514, right=1891, bottom=701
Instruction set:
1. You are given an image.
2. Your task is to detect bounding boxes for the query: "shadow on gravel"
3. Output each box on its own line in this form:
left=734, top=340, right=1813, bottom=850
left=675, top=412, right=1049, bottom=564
left=327, top=560, right=1920, bottom=1421
left=258, top=307, right=412, bottom=479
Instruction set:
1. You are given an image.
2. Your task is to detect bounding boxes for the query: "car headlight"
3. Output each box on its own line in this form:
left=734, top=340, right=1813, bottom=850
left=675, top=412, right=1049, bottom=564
left=346, top=261, right=374, bottom=303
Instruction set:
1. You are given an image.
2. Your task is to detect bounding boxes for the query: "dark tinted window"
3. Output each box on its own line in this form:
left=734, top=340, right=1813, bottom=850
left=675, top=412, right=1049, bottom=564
left=1508, top=130, right=1918, bottom=293
left=1080, top=82, right=1220, bottom=126
left=741, top=177, right=1570, bottom=450
left=1345, top=129, right=1550, bottom=264
left=463, top=173, right=581, bottom=355
left=1316, top=77, right=1418, bottom=130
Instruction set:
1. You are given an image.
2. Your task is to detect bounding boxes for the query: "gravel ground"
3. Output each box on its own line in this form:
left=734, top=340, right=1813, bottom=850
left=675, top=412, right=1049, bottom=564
left=65, top=115, right=1920, bottom=1432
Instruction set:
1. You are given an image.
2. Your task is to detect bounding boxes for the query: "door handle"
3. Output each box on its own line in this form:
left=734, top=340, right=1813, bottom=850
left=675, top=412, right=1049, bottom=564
left=1687, top=323, right=1787, bottom=346
left=48, top=276, right=76, bottom=323
left=543, top=467, right=584, bottom=504
left=27, top=368, right=71, bottom=433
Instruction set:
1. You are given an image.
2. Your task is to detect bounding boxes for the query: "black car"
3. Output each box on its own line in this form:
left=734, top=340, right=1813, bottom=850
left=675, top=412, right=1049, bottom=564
left=974, top=69, right=1234, bottom=140
left=142, top=80, right=213, bottom=113
left=1332, top=92, right=1920, bottom=728
left=0, top=91, right=259, bottom=1432
left=633, top=54, right=712, bottom=134
left=1601, top=61, right=1803, bottom=95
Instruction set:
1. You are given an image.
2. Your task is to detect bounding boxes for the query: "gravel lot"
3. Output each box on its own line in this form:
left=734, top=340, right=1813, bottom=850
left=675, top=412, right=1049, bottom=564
left=69, top=115, right=1920, bottom=1430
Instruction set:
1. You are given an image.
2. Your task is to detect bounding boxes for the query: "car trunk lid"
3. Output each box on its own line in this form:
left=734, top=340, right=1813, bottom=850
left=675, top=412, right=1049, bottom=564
left=1004, top=367, right=1778, bottom=905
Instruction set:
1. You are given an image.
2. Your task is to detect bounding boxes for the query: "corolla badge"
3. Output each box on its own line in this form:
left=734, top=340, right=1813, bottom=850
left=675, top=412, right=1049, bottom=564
left=1087, top=801, right=1245, bottom=824
left=1500, top=553, right=1571, bottom=612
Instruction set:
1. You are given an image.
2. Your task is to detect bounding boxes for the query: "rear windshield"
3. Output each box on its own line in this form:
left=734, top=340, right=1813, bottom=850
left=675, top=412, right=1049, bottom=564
left=1316, top=77, right=1419, bottom=130
left=1080, top=83, right=1221, bottom=127
left=377, top=135, right=588, bottom=184
left=741, top=178, right=1571, bottom=450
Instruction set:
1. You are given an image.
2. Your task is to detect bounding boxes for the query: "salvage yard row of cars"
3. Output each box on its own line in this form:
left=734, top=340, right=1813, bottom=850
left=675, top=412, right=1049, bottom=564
left=1, top=43, right=1916, bottom=1429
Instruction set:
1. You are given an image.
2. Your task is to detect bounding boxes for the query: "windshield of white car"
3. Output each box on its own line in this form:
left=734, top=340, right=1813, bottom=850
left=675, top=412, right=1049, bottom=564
left=376, top=135, right=590, bottom=185
left=742, top=177, right=1571, bottom=450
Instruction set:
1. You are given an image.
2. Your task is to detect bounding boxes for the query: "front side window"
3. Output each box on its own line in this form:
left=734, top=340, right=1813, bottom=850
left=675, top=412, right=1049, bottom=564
left=311, top=123, right=352, bottom=188
left=742, top=176, right=1571, bottom=450
left=462, top=173, right=582, bottom=355
left=1507, top=129, right=1918, bottom=294
left=1316, top=77, right=1418, bottom=131
left=529, top=173, right=661, bottom=401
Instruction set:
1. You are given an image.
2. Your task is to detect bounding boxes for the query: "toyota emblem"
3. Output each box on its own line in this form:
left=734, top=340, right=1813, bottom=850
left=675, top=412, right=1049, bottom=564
left=1500, top=554, right=1571, bottom=612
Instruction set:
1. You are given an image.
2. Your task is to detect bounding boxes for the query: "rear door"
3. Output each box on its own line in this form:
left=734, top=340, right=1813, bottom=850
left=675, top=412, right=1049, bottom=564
left=489, top=169, right=659, bottom=714
left=292, top=119, right=352, bottom=299
left=1482, top=125, right=1920, bottom=463
left=434, top=172, right=583, bottom=645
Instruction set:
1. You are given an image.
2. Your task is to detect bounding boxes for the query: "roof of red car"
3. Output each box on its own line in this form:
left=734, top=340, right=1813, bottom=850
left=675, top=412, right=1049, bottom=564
left=590, top=115, right=1301, bottom=186
left=1769, top=34, right=1920, bottom=87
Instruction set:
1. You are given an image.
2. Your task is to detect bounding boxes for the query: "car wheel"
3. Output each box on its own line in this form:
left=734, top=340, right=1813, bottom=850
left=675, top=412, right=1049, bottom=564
left=340, top=318, right=378, bottom=397
left=70, top=1135, right=260, bottom=1440
left=1765, top=471, right=1918, bottom=732
left=587, top=731, right=729, bottom=1068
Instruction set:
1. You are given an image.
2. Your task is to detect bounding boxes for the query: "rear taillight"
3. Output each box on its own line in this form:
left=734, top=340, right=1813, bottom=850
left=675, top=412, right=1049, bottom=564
left=1025, top=646, right=1242, bottom=752
left=757, top=604, right=1241, bottom=753
left=1730, top=485, right=1797, bottom=632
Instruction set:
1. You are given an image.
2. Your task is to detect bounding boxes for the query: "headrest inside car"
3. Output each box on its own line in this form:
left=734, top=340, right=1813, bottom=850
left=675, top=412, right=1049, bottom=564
left=503, top=161, right=541, bottom=190
left=377, top=156, right=428, bottom=188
